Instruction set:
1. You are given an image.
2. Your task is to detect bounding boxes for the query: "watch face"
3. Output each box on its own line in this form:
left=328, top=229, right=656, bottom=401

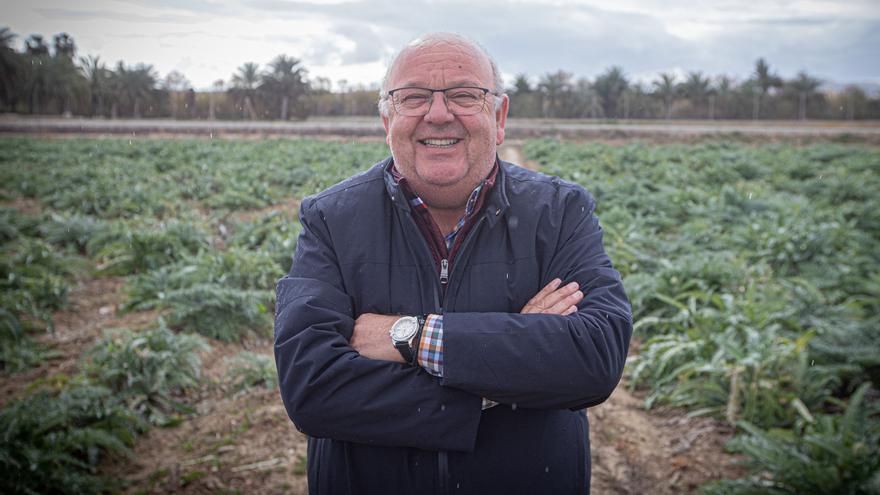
left=391, top=317, right=418, bottom=341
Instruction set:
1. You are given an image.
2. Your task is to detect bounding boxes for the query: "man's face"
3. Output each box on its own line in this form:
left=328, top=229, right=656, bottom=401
left=381, top=41, right=509, bottom=209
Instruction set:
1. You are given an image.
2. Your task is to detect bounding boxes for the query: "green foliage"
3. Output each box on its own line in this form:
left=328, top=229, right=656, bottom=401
left=1, top=238, right=78, bottom=319
left=526, top=140, right=880, bottom=492
left=0, top=207, right=43, bottom=244
left=83, top=321, right=209, bottom=425
left=0, top=307, right=47, bottom=373
left=86, top=218, right=209, bottom=275
left=125, top=247, right=280, bottom=311
left=0, top=138, right=388, bottom=220
left=124, top=248, right=278, bottom=341
left=164, top=284, right=272, bottom=342
left=224, top=351, right=277, bottom=393
left=702, top=384, right=880, bottom=495
left=0, top=381, right=148, bottom=495
left=38, top=212, right=108, bottom=253
left=526, top=141, right=880, bottom=426
left=227, top=210, right=301, bottom=273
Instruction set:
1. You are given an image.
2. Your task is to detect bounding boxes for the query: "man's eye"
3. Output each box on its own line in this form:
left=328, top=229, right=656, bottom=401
left=400, top=94, right=429, bottom=104
left=449, top=92, right=480, bottom=103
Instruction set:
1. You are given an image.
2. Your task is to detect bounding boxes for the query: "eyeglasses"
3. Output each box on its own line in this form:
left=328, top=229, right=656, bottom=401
left=386, top=86, right=496, bottom=116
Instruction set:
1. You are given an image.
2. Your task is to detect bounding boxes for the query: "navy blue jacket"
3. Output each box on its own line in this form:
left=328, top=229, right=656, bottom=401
left=274, top=158, right=632, bottom=494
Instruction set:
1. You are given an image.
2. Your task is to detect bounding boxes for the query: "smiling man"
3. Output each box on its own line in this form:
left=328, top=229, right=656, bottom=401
left=274, top=33, right=632, bottom=494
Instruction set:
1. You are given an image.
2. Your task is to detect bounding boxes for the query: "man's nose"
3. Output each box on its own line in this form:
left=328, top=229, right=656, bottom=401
left=423, top=92, right=455, bottom=123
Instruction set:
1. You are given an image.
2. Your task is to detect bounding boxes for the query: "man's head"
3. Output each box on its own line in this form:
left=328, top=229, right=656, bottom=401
left=379, top=33, right=509, bottom=210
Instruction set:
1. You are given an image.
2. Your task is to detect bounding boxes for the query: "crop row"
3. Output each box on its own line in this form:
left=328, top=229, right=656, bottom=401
left=524, top=139, right=880, bottom=493
left=0, top=137, right=387, bottom=492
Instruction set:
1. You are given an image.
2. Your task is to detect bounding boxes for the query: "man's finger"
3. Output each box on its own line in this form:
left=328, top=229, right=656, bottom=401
left=537, top=281, right=580, bottom=308
left=544, top=289, right=584, bottom=315
left=533, top=278, right=562, bottom=300
left=522, top=281, right=582, bottom=314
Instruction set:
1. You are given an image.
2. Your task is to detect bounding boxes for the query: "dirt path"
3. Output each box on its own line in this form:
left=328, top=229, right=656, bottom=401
left=499, top=140, right=540, bottom=171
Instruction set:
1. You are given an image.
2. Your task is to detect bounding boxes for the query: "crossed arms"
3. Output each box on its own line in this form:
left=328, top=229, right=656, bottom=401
left=273, top=186, right=632, bottom=452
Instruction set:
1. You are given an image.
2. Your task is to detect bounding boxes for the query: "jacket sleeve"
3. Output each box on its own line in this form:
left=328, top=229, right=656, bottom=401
left=440, top=186, right=633, bottom=410
left=274, top=196, right=483, bottom=452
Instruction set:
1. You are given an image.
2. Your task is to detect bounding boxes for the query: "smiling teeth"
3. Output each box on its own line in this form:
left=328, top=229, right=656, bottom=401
left=423, top=139, right=459, bottom=147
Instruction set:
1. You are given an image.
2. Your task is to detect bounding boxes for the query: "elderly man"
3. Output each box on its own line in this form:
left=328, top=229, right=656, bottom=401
left=274, top=33, right=632, bottom=494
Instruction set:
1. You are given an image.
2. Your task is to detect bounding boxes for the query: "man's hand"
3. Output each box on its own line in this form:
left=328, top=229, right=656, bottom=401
left=350, top=313, right=406, bottom=363
left=521, top=278, right=584, bottom=315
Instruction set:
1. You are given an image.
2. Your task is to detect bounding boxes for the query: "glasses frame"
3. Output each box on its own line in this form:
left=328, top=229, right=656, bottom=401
left=386, top=86, right=497, bottom=116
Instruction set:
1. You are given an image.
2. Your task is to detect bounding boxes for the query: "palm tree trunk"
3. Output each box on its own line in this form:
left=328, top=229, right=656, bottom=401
left=209, top=92, right=216, bottom=120
left=133, top=97, right=141, bottom=119
left=281, top=95, right=289, bottom=120
left=752, top=94, right=760, bottom=121
left=708, top=94, right=715, bottom=120
left=244, top=96, right=256, bottom=120
left=799, top=92, right=806, bottom=120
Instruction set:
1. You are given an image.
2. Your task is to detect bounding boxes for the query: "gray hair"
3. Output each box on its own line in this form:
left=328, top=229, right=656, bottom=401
left=378, top=32, right=505, bottom=117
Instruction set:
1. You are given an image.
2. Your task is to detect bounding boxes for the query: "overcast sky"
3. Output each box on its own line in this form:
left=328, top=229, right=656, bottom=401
left=5, top=0, right=880, bottom=91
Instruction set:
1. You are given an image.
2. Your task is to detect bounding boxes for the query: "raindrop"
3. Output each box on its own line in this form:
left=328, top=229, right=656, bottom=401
left=417, top=407, right=421, bottom=413
left=748, top=192, right=753, bottom=199
left=440, top=404, right=446, bottom=411
left=511, top=403, right=517, bottom=411
left=456, top=483, right=460, bottom=489
left=810, top=360, right=814, bottom=366
left=545, top=466, right=550, bottom=473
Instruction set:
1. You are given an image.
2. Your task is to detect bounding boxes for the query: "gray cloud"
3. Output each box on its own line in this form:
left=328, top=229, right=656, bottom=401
left=36, top=7, right=199, bottom=24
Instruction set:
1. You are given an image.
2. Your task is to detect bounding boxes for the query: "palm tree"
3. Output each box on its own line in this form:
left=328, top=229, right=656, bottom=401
left=260, top=55, right=308, bottom=120
left=50, top=33, right=82, bottom=116
left=0, top=27, right=21, bottom=111
left=652, top=73, right=678, bottom=120
left=787, top=71, right=822, bottom=120
left=162, top=70, right=191, bottom=119
left=538, top=70, right=573, bottom=118
left=209, top=79, right=224, bottom=120
left=23, top=34, right=51, bottom=113
left=714, top=75, right=735, bottom=119
left=80, top=55, right=109, bottom=116
left=592, top=66, right=628, bottom=119
left=508, top=73, right=540, bottom=117
left=229, top=62, right=260, bottom=120
left=110, top=62, right=158, bottom=118
left=751, top=58, right=782, bottom=120
left=680, top=71, right=711, bottom=119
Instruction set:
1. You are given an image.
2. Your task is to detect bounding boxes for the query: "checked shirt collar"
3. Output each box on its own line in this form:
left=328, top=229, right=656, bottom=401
left=389, top=158, right=499, bottom=269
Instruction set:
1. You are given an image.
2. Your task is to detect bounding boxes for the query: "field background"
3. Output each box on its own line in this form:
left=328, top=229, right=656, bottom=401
left=1, top=120, right=878, bottom=494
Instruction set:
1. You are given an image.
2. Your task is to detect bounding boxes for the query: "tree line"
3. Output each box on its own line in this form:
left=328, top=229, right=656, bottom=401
left=2, top=28, right=878, bottom=121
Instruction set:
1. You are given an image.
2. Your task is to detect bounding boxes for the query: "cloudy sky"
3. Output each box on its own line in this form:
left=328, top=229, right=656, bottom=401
left=5, top=0, right=879, bottom=91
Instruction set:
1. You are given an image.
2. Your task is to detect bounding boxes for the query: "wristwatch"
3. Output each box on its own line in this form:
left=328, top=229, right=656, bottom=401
left=389, top=315, right=424, bottom=365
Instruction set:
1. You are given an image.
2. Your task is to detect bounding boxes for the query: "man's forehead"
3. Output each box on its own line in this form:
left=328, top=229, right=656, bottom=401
left=389, top=41, right=492, bottom=86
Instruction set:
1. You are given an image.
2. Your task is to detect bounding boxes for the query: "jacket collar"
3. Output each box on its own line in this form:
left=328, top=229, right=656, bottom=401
left=382, top=155, right=511, bottom=226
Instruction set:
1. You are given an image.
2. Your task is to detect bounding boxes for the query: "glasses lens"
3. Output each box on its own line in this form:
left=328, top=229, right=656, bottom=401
left=392, top=88, right=432, bottom=116
left=444, top=87, right=486, bottom=115
left=391, top=87, right=488, bottom=116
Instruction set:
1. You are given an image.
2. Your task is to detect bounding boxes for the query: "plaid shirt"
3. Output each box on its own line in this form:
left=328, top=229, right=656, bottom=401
left=392, top=160, right=500, bottom=409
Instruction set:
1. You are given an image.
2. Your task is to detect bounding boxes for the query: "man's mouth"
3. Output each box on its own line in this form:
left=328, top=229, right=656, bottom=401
left=419, top=138, right=461, bottom=148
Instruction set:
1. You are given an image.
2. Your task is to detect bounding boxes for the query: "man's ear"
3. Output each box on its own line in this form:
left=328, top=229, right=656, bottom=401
left=495, top=94, right=509, bottom=145
left=381, top=113, right=392, bottom=146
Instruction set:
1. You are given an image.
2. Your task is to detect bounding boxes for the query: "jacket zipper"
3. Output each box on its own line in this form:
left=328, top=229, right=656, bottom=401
left=402, top=206, right=491, bottom=495
left=435, top=215, right=486, bottom=495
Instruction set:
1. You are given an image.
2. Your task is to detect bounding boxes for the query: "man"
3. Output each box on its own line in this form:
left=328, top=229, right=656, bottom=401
left=274, top=33, right=632, bottom=494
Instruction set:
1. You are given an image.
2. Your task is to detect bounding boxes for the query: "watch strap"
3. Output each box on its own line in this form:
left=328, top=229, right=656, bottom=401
left=409, top=315, right=427, bottom=366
